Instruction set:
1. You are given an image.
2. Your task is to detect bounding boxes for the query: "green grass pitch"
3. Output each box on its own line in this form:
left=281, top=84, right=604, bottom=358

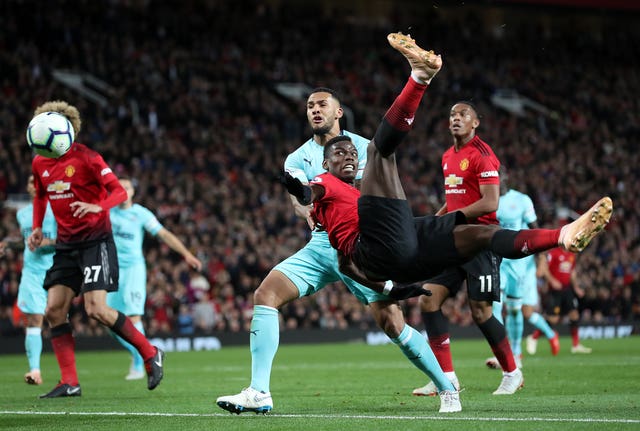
left=1, top=336, right=639, bottom=431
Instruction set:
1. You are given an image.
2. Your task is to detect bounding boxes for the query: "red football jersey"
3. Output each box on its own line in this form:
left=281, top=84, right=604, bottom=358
left=32, top=143, right=119, bottom=243
left=441, top=135, right=500, bottom=225
left=310, top=173, right=360, bottom=255
left=546, top=248, right=576, bottom=289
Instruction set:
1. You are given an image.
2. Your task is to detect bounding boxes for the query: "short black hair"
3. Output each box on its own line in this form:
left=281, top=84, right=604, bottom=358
left=452, top=100, right=481, bottom=119
left=323, top=135, right=352, bottom=158
left=309, top=87, right=341, bottom=104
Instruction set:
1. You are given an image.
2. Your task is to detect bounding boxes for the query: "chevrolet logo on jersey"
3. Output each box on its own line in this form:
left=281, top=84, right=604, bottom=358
left=444, top=174, right=463, bottom=187
left=47, top=180, right=71, bottom=193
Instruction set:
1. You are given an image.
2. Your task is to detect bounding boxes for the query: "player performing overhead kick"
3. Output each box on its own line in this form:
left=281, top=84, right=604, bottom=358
left=281, top=34, right=612, bottom=359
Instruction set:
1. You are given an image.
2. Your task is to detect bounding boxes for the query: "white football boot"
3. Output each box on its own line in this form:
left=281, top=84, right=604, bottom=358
left=216, top=387, right=273, bottom=414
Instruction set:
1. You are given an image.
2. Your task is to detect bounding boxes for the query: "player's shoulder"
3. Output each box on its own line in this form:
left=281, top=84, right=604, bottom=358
left=311, top=171, right=330, bottom=181
left=468, top=135, right=497, bottom=157
left=285, top=138, right=315, bottom=165
left=507, top=189, right=526, bottom=199
left=290, top=136, right=316, bottom=153
left=342, top=130, right=369, bottom=145
left=71, top=143, right=100, bottom=158
left=132, top=203, right=155, bottom=217
left=311, top=171, right=338, bottom=185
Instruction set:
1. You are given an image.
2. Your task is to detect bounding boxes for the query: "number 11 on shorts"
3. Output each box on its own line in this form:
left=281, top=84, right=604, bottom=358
left=479, top=274, right=492, bottom=293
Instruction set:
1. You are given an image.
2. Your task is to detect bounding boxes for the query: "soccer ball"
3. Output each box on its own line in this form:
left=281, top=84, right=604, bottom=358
left=26, top=112, right=75, bottom=158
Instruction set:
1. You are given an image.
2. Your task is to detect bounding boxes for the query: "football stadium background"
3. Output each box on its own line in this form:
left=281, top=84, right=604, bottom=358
left=0, top=0, right=638, bottom=351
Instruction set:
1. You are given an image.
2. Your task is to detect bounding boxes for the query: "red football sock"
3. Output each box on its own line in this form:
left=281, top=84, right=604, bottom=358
left=428, top=333, right=455, bottom=373
left=111, top=312, right=156, bottom=361
left=50, top=323, right=79, bottom=386
left=490, top=338, right=517, bottom=373
left=491, top=229, right=561, bottom=258
left=478, top=316, right=517, bottom=372
left=570, top=323, right=580, bottom=347
left=513, top=229, right=561, bottom=255
left=532, top=329, right=542, bottom=340
left=384, top=77, right=427, bottom=132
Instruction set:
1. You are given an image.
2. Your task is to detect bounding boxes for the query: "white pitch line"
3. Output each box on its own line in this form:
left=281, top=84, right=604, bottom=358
left=1, top=411, right=639, bottom=423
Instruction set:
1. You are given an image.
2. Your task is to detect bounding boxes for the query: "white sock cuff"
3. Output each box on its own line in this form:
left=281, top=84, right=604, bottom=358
left=26, top=327, right=42, bottom=336
left=410, top=71, right=429, bottom=85
left=253, top=305, right=279, bottom=314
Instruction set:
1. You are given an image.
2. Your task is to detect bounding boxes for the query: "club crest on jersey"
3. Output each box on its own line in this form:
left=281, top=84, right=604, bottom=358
left=65, top=165, right=76, bottom=177
left=459, top=158, right=469, bottom=171
left=47, top=180, right=71, bottom=193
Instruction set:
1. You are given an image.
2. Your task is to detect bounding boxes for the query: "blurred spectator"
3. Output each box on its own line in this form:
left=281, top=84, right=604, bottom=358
left=192, top=293, right=218, bottom=333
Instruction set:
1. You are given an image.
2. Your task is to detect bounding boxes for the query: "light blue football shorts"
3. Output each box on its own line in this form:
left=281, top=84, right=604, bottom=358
left=520, top=262, right=539, bottom=306
left=106, top=261, right=147, bottom=316
left=500, top=258, right=538, bottom=304
left=273, top=236, right=388, bottom=305
left=17, top=269, right=48, bottom=315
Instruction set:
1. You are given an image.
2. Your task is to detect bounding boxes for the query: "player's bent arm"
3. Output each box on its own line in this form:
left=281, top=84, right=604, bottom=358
left=156, top=228, right=203, bottom=271
left=459, top=183, right=500, bottom=219
left=288, top=194, right=316, bottom=230
left=32, top=193, right=47, bottom=229
left=27, top=228, right=43, bottom=251
left=99, top=178, right=128, bottom=210
left=281, top=173, right=324, bottom=205
left=39, top=237, right=56, bottom=248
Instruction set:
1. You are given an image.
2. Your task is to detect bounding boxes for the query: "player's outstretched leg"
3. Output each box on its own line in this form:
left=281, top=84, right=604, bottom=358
left=364, top=33, right=442, bottom=163
left=559, top=197, right=612, bottom=252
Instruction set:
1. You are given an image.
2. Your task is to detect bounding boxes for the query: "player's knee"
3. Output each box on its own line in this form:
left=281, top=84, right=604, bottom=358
left=382, top=321, right=404, bottom=338
left=505, top=297, right=522, bottom=315
left=374, top=308, right=405, bottom=338
left=83, top=299, right=110, bottom=324
left=470, top=304, right=493, bottom=323
left=254, top=274, right=293, bottom=308
left=44, top=307, right=63, bottom=325
left=420, top=285, right=447, bottom=311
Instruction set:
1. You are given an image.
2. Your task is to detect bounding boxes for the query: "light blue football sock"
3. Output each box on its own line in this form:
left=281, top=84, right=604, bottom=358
left=528, top=312, right=555, bottom=339
left=250, top=305, right=280, bottom=393
left=391, top=325, right=454, bottom=392
left=25, top=327, right=43, bottom=371
left=492, top=301, right=504, bottom=324
left=111, top=320, right=145, bottom=372
left=505, top=297, right=523, bottom=357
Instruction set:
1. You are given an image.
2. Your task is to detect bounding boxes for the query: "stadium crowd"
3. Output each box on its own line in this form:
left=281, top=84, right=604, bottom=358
left=0, top=0, right=638, bottom=338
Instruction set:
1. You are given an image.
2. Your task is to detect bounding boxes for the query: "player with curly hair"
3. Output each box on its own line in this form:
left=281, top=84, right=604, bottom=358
left=27, top=100, right=165, bottom=398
